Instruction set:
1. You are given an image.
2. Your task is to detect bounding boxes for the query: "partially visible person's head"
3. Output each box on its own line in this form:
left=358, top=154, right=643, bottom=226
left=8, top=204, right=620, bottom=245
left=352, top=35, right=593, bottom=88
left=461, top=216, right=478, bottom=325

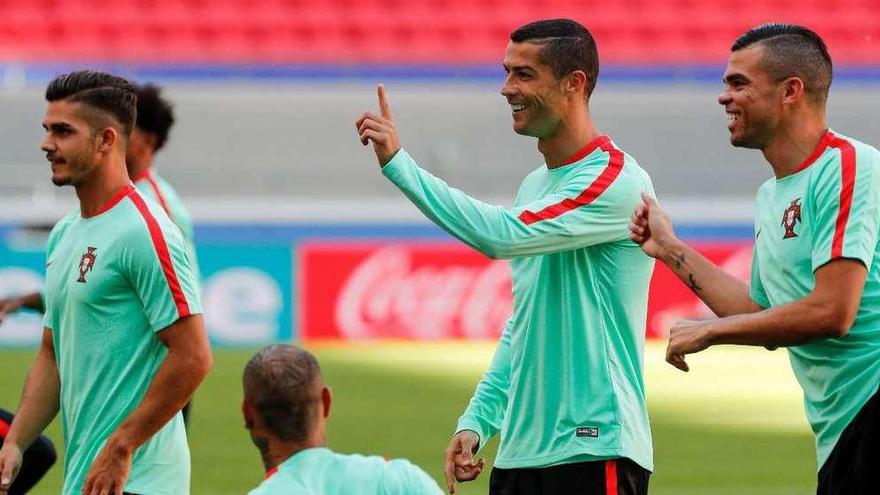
left=719, top=23, right=832, bottom=149
left=242, top=345, right=331, bottom=457
left=41, top=70, right=137, bottom=186
left=127, top=84, right=175, bottom=177
left=501, top=19, right=599, bottom=138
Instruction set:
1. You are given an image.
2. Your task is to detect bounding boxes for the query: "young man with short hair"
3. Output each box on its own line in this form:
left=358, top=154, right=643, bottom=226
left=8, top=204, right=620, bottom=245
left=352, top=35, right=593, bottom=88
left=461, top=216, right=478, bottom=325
left=0, top=70, right=211, bottom=495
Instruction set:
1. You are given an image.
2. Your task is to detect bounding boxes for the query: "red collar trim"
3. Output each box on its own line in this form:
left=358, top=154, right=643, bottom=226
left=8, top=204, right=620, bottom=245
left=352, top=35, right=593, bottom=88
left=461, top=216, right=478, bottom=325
left=793, top=131, right=834, bottom=174
left=130, top=168, right=152, bottom=184
left=265, top=466, right=279, bottom=479
left=560, top=135, right=611, bottom=166
left=84, top=184, right=135, bottom=218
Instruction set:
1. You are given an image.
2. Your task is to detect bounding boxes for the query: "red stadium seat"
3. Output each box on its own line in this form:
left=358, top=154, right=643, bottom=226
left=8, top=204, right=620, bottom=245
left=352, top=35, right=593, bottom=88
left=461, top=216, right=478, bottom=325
left=0, top=0, right=876, bottom=65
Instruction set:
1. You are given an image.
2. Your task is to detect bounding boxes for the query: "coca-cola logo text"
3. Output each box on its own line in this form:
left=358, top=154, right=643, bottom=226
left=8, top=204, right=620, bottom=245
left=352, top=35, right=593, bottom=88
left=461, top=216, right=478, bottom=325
left=334, top=246, right=513, bottom=339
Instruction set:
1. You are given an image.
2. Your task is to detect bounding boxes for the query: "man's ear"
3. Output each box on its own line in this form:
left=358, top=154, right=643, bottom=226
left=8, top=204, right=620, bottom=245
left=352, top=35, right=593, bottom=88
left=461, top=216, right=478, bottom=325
left=322, top=387, right=332, bottom=419
left=781, top=77, right=806, bottom=106
left=566, top=70, right=588, bottom=97
left=95, top=126, right=118, bottom=154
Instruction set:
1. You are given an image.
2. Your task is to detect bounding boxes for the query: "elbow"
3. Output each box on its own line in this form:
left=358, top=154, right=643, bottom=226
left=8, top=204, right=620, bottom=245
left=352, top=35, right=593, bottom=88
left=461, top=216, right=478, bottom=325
left=824, top=320, right=853, bottom=339
left=187, top=343, right=213, bottom=382
left=197, top=347, right=214, bottom=380
left=817, top=306, right=857, bottom=339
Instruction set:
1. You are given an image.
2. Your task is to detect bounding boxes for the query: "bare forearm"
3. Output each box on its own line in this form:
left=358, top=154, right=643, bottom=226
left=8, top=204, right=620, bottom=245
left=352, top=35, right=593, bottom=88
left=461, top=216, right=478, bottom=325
left=18, top=292, right=44, bottom=312
left=707, top=294, right=845, bottom=348
left=660, top=239, right=761, bottom=317
left=6, top=338, right=60, bottom=450
left=107, top=349, right=209, bottom=452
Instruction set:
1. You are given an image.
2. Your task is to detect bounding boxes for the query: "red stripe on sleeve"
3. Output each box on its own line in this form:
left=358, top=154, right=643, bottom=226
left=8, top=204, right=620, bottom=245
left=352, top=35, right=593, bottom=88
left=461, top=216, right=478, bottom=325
left=828, top=136, right=857, bottom=259
left=518, top=139, right=624, bottom=225
left=605, top=460, right=618, bottom=495
left=129, top=191, right=191, bottom=318
left=265, top=466, right=279, bottom=479
left=0, top=417, right=10, bottom=438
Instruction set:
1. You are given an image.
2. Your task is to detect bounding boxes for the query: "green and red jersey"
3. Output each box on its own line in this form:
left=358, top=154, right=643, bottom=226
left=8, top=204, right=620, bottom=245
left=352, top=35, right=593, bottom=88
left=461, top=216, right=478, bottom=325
left=750, top=130, right=880, bottom=469
left=43, top=184, right=202, bottom=494
left=383, top=135, right=656, bottom=471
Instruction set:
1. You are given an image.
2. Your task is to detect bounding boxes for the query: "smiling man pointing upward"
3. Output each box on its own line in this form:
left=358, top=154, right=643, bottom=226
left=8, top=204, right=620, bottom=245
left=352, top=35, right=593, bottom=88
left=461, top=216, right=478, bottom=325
left=357, top=18, right=657, bottom=495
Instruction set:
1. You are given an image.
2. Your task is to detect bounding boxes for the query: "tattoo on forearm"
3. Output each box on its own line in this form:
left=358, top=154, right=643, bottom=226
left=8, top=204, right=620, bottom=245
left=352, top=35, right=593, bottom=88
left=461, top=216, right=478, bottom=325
left=687, top=273, right=702, bottom=291
left=674, top=252, right=686, bottom=269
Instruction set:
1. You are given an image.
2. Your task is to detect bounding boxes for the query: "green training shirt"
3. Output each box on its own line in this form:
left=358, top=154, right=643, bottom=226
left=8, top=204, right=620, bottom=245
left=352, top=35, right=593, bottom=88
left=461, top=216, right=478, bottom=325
left=750, top=130, right=880, bottom=469
left=383, top=135, right=656, bottom=471
left=42, top=184, right=202, bottom=494
left=133, top=169, right=200, bottom=280
left=248, top=447, right=443, bottom=495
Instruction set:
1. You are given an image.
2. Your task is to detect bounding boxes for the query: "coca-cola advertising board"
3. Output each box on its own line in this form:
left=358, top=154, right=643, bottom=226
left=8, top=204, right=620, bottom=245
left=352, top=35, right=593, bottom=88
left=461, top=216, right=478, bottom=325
left=299, top=241, right=754, bottom=340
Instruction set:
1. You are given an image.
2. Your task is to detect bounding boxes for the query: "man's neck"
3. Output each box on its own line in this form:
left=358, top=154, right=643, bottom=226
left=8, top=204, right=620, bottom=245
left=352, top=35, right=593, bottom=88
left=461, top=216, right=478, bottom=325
left=260, top=434, right=326, bottom=473
left=127, top=160, right=153, bottom=183
left=762, top=113, right=829, bottom=179
left=76, top=158, right=131, bottom=217
left=537, top=110, right=600, bottom=169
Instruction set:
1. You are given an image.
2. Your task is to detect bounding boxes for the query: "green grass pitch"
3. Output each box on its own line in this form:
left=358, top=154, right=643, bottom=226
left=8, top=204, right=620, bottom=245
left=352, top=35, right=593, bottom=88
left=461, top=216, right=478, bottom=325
left=0, top=342, right=815, bottom=494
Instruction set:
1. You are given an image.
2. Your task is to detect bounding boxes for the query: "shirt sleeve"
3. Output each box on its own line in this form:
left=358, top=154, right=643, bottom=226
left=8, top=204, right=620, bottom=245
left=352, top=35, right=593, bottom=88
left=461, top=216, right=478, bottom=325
left=41, top=216, right=69, bottom=332
left=382, top=149, right=645, bottom=259
left=381, top=459, right=444, bottom=495
left=455, top=318, right=513, bottom=450
left=123, top=201, right=203, bottom=332
left=810, top=144, right=880, bottom=271
left=749, top=243, right=770, bottom=309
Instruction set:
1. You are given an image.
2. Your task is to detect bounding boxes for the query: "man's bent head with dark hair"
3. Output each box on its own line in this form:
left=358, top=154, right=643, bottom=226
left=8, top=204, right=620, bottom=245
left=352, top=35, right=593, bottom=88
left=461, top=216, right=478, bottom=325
left=242, top=345, right=332, bottom=471
left=126, top=83, right=175, bottom=179
left=134, top=84, right=175, bottom=151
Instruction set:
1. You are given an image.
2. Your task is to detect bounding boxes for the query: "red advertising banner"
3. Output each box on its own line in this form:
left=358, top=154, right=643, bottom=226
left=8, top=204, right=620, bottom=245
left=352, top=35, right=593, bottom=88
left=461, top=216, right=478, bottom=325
left=299, top=241, right=754, bottom=340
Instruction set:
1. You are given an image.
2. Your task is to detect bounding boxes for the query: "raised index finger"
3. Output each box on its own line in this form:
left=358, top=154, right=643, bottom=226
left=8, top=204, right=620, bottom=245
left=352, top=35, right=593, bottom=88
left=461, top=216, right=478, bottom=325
left=377, top=84, right=393, bottom=120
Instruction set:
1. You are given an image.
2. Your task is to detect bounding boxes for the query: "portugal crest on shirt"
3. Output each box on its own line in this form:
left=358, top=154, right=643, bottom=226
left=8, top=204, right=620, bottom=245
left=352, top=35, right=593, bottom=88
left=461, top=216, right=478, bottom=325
left=781, top=199, right=802, bottom=239
left=77, top=247, right=97, bottom=283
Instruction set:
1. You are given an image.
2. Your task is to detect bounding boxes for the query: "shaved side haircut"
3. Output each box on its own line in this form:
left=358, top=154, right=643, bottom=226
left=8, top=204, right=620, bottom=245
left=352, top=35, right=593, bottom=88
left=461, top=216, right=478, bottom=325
left=510, top=18, right=600, bottom=97
left=45, top=70, right=138, bottom=138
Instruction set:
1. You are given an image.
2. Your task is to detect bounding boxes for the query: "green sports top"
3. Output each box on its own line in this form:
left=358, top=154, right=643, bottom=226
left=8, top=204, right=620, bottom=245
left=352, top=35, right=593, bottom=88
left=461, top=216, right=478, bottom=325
left=133, top=169, right=200, bottom=280
left=383, top=136, right=656, bottom=471
left=248, top=448, right=443, bottom=495
left=750, top=130, right=880, bottom=470
left=42, top=184, right=202, bottom=494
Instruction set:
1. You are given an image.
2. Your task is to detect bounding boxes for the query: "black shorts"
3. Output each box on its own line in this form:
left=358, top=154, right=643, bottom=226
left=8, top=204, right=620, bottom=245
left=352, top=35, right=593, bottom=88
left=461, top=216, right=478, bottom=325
left=817, top=385, right=880, bottom=494
left=489, top=457, right=650, bottom=495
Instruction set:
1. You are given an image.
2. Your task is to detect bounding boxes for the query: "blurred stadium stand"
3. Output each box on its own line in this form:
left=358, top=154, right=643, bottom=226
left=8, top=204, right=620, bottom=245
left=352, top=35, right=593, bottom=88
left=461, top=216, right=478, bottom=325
left=0, top=0, right=877, bottom=65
